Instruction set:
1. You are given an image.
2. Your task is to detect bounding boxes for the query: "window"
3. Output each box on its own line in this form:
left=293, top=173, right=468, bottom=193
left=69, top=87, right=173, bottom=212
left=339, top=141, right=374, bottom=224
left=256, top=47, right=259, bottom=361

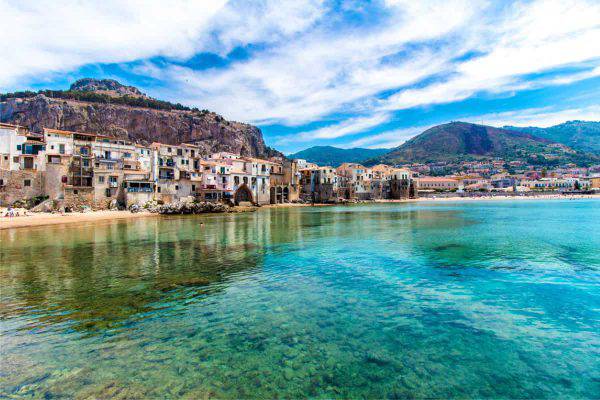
left=0, top=179, right=3, bottom=186
left=168, top=147, right=172, bottom=153
left=157, top=186, right=161, bottom=193
left=192, top=184, right=196, bottom=192
left=181, top=159, right=185, bottom=165
left=105, top=188, right=111, bottom=197
left=59, top=144, right=65, bottom=154
left=16, top=144, right=22, bottom=151
left=175, top=185, right=179, bottom=190
left=73, top=189, right=78, bottom=195
left=109, top=176, right=118, bottom=184
left=13, top=157, right=19, bottom=163
left=177, top=149, right=183, bottom=156
left=222, top=176, right=227, bottom=183
left=234, top=176, right=240, bottom=185
left=82, top=159, right=89, bottom=167
left=98, top=176, right=105, bottom=183
left=124, top=152, right=131, bottom=158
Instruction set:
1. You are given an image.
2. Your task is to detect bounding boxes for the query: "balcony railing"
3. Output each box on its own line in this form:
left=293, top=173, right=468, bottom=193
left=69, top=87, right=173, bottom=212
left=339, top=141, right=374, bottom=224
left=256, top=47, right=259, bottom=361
left=126, top=187, right=153, bottom=193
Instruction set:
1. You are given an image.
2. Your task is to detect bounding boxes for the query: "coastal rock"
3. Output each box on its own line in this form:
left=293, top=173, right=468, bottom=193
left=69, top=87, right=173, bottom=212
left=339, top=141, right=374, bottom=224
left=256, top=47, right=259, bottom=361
left=151, top=201, right=230, bottom=214
left=31, top=199, right=55, bottom=213
left=109, top=199, right=119, bottom=210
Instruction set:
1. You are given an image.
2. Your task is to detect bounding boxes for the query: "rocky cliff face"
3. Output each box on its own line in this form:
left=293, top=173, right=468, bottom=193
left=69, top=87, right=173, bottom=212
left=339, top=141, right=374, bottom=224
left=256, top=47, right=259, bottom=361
left=69, top=78, right=144, bottom=97
left=0, top=81, right=280, bottom=158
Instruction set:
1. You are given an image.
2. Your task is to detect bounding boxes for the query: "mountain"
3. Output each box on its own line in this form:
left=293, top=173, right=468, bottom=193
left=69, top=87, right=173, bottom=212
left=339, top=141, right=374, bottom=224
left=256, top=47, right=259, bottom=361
left=369, top=121, right=598, bottom=166
left=0, top=78, right=280, bottom=158
left=69, top=78, right=145, bottom=97
left=503, top=120, right=600, bottom=154
left=288, top=146, right=390, bottom=167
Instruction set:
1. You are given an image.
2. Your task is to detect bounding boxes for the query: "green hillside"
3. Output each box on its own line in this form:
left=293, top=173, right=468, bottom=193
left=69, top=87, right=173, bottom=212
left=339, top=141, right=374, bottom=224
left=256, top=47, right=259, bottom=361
left=369, top=122, right=598, bottom=166
left=288, top=146, right=389, bottom=167
left=504, top=120, right=600, bottom=154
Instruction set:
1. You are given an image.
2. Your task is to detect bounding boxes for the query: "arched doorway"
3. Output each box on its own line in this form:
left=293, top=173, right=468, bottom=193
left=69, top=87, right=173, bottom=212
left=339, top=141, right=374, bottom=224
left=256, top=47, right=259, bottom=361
left=234, top=184, right=253, bottom=205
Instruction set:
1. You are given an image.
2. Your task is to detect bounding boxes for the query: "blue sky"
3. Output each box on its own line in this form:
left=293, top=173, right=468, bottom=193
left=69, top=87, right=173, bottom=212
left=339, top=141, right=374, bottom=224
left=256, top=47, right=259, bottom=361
left=1, top=0, right=599, bottom=154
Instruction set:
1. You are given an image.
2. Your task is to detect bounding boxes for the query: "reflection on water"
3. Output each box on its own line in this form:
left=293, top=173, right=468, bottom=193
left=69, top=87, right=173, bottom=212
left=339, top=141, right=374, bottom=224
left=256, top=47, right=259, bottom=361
left=1, top=200, right=599, bottom=398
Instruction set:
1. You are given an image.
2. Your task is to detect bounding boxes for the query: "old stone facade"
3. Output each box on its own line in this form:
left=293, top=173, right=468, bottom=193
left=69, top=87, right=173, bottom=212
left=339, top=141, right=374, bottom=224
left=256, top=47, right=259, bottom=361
left=0, top=124, right=305, bottom=209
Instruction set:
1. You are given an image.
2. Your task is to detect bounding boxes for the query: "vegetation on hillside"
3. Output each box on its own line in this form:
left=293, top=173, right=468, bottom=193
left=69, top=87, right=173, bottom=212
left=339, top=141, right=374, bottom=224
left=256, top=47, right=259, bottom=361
left=368, top=122, right=599, bottom=167
left=288, top=145, right=389, bottom=166
left=0, top=89, right=213, bottom=114
left=504, top=120, right=600, bottom=154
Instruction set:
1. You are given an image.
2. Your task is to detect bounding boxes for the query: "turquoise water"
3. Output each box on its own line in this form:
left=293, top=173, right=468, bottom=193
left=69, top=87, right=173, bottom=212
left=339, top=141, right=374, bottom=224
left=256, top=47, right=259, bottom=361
left=1, top=200, right=599, bottom=398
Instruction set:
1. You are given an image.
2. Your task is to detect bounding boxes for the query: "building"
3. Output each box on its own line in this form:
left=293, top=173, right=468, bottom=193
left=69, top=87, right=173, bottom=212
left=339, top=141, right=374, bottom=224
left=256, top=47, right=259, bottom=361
left=389, top=168, right=417, bottom=199
left=417, top=177, right=459, bottom=191
left=2, top=124, right=425, bottom=208
left=0, top=123, right=46, bottom=205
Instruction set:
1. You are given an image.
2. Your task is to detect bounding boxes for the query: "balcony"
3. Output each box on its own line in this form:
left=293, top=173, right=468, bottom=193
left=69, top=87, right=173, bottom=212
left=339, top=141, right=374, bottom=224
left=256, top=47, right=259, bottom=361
left=127, top=186, right=153, bottom=193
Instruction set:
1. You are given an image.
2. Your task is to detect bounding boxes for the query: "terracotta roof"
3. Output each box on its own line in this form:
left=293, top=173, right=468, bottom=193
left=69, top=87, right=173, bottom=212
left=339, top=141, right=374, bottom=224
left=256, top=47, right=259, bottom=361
left=0, top=122, right=22, bottom=129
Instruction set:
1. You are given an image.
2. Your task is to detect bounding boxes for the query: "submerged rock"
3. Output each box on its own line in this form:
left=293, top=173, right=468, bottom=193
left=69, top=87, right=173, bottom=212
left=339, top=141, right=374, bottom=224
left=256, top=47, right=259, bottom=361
left=154, top=277, right=211, bottom=292
left=364, top=350, right=393, bottom=366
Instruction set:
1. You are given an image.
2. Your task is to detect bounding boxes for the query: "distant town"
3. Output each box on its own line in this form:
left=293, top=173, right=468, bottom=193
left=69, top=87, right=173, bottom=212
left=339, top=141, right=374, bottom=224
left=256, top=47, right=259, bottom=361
left=1, top=122, right=599, bottom=213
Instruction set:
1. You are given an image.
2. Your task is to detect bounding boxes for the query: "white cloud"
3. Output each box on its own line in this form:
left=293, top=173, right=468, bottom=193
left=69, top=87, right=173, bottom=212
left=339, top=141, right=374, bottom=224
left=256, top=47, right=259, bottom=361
left=344, top=125, right=431, bottom=149
left=463, top=105, right=600, bottom=128
left=0, top=0, right=325, bottom=89
left=274, top=113, right=392, bottom=147
left=0, top=0, right=229, bottom=88
left=382, top=0, right=600, bottom=111
left=153, top=0, right=600, bottom=128
left=151, top=0, right=477, bottom=124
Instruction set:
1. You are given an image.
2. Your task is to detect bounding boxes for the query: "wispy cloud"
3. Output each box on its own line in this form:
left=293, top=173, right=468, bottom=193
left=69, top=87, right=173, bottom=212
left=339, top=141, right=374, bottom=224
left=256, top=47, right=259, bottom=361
left=276, top=113, right=392, bottom=145
left=463, top=105, right=600, bottom=128
left=344, top=125, right=432, bottom=149
left=0, top=0, right=229, bottom=88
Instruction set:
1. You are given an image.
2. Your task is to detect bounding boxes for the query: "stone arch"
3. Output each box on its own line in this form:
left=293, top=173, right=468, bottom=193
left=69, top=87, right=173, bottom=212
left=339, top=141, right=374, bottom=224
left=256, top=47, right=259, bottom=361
left=234, top=183, right=253, bottom=205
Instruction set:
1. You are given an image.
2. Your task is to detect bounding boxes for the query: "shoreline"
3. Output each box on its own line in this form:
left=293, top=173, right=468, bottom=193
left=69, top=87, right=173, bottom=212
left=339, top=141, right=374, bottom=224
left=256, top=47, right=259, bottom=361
left=0, top=209, right=158, bottom=230
left=1, top=194, right=598, bottom=230
left=385, top=193, right=600, bottom=203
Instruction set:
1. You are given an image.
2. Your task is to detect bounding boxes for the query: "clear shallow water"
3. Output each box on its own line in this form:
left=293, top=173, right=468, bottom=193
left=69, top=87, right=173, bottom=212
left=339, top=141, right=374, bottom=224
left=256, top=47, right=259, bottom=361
left=1, top=200, right=599, bottom=399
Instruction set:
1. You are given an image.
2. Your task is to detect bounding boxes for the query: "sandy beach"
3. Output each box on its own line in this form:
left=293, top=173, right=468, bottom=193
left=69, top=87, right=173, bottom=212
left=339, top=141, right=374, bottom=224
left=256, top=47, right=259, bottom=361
left=1, top=194, right=597, bottom=230
left=0, top=209, right=157, bottom=230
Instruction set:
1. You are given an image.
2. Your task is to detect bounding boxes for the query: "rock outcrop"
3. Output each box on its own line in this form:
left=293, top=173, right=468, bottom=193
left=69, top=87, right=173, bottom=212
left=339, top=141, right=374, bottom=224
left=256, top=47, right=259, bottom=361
left=147, top=200, right=230, bottom=214
left=69, top=78, right=144, bottom=97
left=1, top=80, right=281, bottom=158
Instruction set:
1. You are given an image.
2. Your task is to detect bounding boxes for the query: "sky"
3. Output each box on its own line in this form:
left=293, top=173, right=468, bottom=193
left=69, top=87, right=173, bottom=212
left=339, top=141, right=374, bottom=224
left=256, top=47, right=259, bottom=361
left=1, top=0, right=600, bottom=154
